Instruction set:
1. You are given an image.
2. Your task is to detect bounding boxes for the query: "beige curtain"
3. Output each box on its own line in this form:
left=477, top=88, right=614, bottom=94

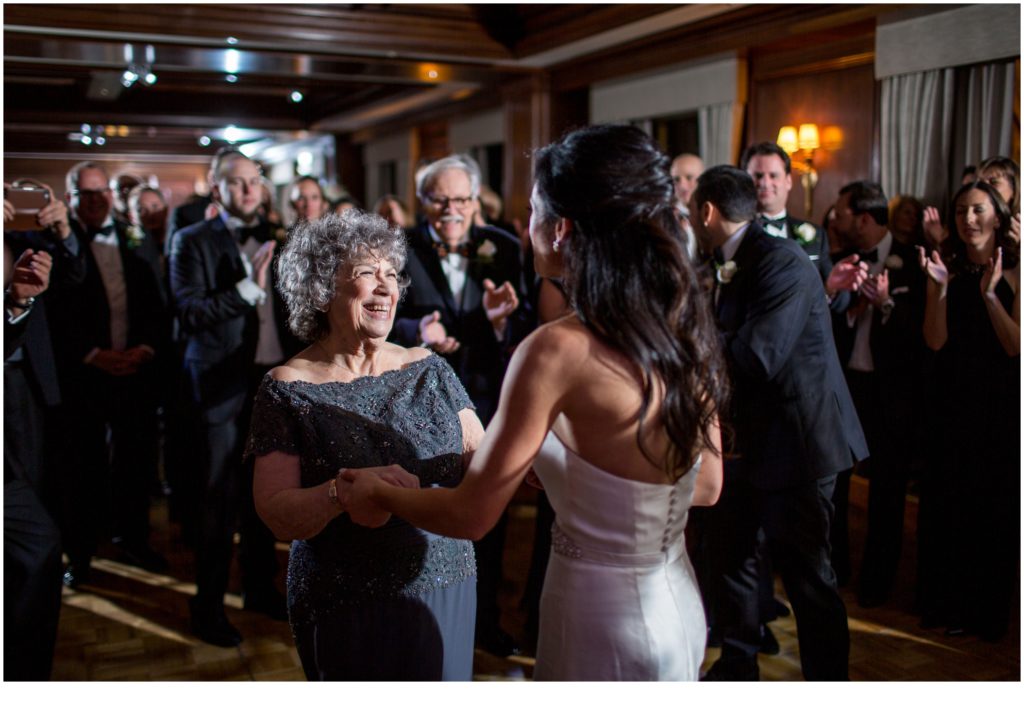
left=698, top=101, right=745, bottom=168
left=879, top=68, right=955, bottom=208
left=951, top=60, right=1017, bottom=191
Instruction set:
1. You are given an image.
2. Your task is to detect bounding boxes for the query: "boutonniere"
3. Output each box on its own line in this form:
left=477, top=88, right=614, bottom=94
left=795, top=222, right=817, bottom=244
left=273, top=225, right=288, bottom=243
left=884, top=254, right=903, bottom=270
left=125, top=225, right=146, bottom=250
left=475, top=239, right=497, bottom=265
left=715, top=260, right=738, bottom=284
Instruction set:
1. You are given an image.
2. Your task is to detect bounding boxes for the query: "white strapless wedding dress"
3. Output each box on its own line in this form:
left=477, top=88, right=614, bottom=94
left=532, top=431, right=705, bottom=681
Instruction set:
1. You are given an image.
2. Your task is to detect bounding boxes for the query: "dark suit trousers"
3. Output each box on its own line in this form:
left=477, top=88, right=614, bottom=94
left=4, top=365, right=63, bottom=680
left=845, top=369, right=911, bottom=597
left=714, top=473, right=849, bottom=680
left=55, top=372, right=159, bottom=566
left=191, top=363, right=278, bottom=610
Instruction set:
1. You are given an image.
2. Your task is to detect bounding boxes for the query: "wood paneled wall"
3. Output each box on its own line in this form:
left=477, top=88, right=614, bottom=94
left=747, top=63, right=877, bottom=224
left=745, top=28, right=878, bottom=224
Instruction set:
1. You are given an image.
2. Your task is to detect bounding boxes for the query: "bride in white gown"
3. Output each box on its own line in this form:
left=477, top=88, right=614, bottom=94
left=343, top=124, right=727, bottom=680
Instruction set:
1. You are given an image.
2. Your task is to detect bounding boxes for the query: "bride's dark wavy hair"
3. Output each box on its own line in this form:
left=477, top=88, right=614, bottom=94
left=533, top=124, right=728, bottom=479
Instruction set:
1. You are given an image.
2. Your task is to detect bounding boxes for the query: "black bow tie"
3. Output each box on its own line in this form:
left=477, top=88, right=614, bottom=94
left=434, top=240, right=472, bottom=259
left=859, top=248, right=879, bottom=263
left=81, top=223, right=116, bottom=243
left=759, top=215, right=787, bottom=228
left=231, top=222, right=268, bottom=245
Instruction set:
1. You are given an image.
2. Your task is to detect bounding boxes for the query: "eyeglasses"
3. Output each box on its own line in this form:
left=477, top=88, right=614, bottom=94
left=425, top=195, right=474, bottom=210
left=73, top=188, right=111, bottom=198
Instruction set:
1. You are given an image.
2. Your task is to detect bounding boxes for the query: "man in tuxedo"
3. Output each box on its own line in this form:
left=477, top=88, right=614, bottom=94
left=830, top=181, right=925, bottom=608
left=691, top=166, right=867, bottom=681
left=671, top=153, right=704, bottom=259
left=741, top=141, right=863, bottom=591
left=170, top=152, right=290, bottom=647
left=4, top=188, right=84, bottom=679
left=392, top=154, right=531, bottom=656
left=45, top=161, right=170, bottom=587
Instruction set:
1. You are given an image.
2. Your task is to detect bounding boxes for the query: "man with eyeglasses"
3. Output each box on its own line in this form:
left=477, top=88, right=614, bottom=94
left=46, top=161, right=170, bottom=589
left=393, top=154, right=532, bottom=658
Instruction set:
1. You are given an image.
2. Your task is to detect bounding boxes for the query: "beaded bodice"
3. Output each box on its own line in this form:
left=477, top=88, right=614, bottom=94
left=246, top=353, right=477, bottom=625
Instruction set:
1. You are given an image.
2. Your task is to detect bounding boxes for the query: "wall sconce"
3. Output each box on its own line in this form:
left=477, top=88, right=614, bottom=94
left=777, top=123, right=819, bottom=219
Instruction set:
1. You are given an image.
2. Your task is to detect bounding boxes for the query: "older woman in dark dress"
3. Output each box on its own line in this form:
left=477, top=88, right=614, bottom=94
left=916, top=180, right=1020, bottom=641
left=246, top=210, right=481, bottom=680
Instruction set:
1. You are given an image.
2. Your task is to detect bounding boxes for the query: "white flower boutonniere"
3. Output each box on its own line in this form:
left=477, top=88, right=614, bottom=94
left=884, top=254, right=903, bottom=270
left=125, top=225, right=146, bottom=250
left=715, top=260, right=738, bottom=284
left=476, top=239, right=497, bottom=265
left=795, top=222, right=817, bottom=244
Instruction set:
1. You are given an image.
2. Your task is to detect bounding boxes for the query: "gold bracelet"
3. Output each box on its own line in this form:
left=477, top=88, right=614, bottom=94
left=327, top=470, right=345, bottom=511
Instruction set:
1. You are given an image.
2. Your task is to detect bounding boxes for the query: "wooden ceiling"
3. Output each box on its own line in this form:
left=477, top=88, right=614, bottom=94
left=3, top=4, right=898, bottom=159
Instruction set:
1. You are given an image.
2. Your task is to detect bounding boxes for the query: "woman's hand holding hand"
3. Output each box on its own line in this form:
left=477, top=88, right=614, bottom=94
left=917, top=245, right=948, bottom=287
left=337, top=469, right=391, bottom=528
left=365, top=464, right=420, bottom=489
left=981, top=246, right=1004, bottom=298
left=922, top=206, right=947, bottom=247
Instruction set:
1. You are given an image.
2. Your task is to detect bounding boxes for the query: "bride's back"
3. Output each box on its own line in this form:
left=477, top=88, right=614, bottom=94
left=543, top=316, right=678, bottom=485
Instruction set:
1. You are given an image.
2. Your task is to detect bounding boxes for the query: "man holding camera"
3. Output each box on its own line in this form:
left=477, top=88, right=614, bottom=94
left=4, top=180, right=84, bottom=679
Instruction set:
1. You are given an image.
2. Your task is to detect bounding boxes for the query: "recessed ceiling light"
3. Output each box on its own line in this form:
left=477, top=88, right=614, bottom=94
left=95, top=136, right=106, bottom=146
left=226, top=36, right=239, bottom=45
left=198, top=135, right=212, bottom=146
left=144, top=72, right=157, bottom=85
left=290, top=90, right=304, bottom=103
left=226, top=74, right=238, bottom=83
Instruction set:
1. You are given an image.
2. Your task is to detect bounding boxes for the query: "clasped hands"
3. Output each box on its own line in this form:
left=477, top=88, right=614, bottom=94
left=335, top=464, right=419, bottom=527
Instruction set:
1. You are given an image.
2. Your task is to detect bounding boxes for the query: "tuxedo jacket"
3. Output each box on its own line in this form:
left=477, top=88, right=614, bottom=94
left=392, top=222, right=532, bottom=423
left=45, top=220, right=168, bottom=402
left=5, top=229, right=88, bottom=406
left=831, top=239, right=926, bottom=424
left=715, top=223, right=868, bottom=489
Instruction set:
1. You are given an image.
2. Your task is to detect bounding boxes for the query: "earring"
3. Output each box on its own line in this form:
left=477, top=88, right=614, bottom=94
left=552, top=240, right=561, bottom=253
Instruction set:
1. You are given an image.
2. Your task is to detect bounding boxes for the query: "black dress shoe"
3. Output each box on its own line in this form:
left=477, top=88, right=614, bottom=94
left=62, top=564, right=91, bottom=590
left=759, top=624, right=780, bottom=655
left=243, top=588, right=288, bottom=621
left=701, top=658, right=759, bottom=681
left=475, top=626, right=521, bottom=657
left=190, top=600, right=242, bottom=647
left=111, top=538, right=169, bottom=573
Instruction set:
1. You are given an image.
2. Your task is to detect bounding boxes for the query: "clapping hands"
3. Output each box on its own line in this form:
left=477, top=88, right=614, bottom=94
left=826, top=253, right=869, bottom=296
left=916, top=245, right=948, bottom=287
left=483, top=278, right=519, bottom=334
left=981, top=246, right=1004, bottom=298
left=922, top=206, right=947, bottom=247
left=419, top=311, right=460, bottom=354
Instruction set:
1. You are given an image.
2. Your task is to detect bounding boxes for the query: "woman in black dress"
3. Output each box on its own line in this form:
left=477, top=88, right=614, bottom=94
left=916, top=180, right=1020, bottom=640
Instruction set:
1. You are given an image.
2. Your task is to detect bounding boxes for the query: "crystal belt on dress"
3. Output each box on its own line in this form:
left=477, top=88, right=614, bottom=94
left=550, top=522, right=686, bottom=567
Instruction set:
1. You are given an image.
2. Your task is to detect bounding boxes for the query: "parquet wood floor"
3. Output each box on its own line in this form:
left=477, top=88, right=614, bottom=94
left=46, top=477, right=1019, bottom=683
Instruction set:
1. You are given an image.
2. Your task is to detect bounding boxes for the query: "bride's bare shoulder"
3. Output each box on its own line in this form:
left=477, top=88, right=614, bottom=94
left=518, top=316, right=593, bottom=365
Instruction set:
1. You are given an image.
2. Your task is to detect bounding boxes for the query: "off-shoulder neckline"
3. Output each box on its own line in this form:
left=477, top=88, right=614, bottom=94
left=264, top=354, right=439, bottom=389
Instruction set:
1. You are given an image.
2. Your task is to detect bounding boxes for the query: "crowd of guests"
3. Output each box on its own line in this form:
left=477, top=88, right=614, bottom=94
left=3, top=132, right=1018, bottom=680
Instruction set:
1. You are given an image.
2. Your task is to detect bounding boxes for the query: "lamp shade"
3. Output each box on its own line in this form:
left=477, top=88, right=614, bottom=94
left=798, top=123, right=820, bottom=151
left=776, top=126, right=798, bottom=154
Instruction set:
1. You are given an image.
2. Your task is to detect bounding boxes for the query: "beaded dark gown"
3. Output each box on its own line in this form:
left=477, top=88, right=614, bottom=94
left=246, top=354, right=477, bottom=680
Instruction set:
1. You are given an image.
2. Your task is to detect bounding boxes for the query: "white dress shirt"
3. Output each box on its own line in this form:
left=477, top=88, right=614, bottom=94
left=88, top=216, right=129, bottom=353
left=428, top=225, right=469, bottom=309
left=225, top=212, right=285, bottom=366
left=846, top=231, right=893, bottom=373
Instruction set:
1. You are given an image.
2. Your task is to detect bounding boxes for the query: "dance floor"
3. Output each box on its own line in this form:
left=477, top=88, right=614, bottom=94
left=50, top=477, right=1019, bottom=681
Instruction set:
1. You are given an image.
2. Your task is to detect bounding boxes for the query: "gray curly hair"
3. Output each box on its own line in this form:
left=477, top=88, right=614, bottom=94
left=275, top=210, right=409, bottom=342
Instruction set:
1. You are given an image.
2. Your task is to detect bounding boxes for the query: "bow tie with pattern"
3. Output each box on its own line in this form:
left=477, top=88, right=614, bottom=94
left=433, top=240, right=473, bottom=259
